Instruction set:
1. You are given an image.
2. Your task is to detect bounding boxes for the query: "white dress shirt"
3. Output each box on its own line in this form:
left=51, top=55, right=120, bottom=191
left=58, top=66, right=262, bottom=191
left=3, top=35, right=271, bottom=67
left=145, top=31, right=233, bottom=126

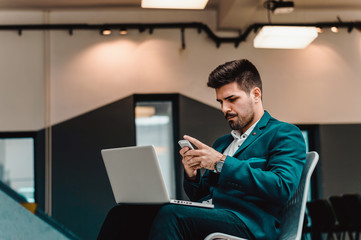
left=223, top=120, right=260, bottom=157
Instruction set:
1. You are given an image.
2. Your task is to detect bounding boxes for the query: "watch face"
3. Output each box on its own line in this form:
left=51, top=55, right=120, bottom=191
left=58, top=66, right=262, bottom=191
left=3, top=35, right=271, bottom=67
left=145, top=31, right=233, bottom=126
left=216, top=161, right=224, bottom=173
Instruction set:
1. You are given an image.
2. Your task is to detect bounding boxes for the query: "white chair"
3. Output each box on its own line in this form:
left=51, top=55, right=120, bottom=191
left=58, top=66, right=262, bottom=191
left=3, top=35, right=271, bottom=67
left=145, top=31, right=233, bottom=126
left=204, top=151, right=319, bottom=240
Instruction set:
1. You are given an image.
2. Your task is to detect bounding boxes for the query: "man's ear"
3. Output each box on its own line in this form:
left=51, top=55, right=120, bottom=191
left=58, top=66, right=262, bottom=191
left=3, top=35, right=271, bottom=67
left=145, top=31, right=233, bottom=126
left=251, top=87, right=262, bottom=102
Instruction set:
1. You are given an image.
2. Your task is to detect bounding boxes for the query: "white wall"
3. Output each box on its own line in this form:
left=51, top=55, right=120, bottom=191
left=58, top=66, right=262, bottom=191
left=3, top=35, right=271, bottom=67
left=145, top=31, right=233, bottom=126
left=0, top=11, right=45, bottom=131
left=1, top=9, right=361, bottom=132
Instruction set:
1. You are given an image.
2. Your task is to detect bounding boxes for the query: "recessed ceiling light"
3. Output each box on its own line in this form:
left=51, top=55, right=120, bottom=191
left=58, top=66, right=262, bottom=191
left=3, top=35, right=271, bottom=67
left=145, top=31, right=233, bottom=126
left=141, top=0, right=209, bottom=9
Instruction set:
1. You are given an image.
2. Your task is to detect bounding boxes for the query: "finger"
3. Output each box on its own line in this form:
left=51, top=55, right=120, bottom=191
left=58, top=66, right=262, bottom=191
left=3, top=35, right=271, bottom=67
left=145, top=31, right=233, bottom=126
left=191, top=165, right=201, bottom=170
left=179, top=147, right=190, bottom=156
left=183, top=149, right=201, bottom=157
left=183, top=135, right=208, bottom=149
left=182, top=154, right=194, bottom=163
left=189, top=162, right=201, bottom=168
left=187, top=157, right=202, bottom=167
left=183, top=156, right=192, bottom=163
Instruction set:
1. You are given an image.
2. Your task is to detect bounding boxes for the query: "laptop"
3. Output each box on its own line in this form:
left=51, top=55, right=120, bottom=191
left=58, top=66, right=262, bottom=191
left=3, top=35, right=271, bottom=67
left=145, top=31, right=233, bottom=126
left=101, top=145, right=214, bottom=208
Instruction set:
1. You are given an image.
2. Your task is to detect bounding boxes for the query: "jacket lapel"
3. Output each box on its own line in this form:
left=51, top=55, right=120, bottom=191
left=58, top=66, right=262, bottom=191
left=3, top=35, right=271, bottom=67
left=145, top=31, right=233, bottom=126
left=215, top=134, right=233, bottom=153
left=233, top=111, right=271, bottom=157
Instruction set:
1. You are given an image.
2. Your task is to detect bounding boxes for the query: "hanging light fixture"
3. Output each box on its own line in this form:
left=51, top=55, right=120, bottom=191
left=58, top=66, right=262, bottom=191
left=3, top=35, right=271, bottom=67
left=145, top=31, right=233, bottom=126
left=255, top=0, right=319, bottom=49
left=141, top=0, right=209, bottom=9
left=253, top=26, right=318, bottom=49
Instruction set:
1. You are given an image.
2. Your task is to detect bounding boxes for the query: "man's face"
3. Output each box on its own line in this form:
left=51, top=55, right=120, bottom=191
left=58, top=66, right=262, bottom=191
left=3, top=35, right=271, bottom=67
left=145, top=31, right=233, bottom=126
left=215, top=82, right=256, bottom=132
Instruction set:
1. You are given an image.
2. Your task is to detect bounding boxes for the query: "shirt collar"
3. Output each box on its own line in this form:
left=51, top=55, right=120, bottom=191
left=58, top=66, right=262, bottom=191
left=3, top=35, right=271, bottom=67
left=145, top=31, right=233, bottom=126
left=230, top=119, right=260, bottom=141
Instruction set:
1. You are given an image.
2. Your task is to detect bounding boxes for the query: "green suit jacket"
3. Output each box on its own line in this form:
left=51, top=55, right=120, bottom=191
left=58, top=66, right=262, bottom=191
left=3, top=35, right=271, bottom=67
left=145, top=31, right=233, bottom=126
left=184, top=111, right=306, bottom=240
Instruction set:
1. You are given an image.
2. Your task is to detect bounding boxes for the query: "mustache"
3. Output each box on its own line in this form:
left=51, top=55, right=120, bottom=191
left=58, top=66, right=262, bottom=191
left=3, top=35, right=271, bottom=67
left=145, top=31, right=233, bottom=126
left=225, top=113, right=238, bottom=119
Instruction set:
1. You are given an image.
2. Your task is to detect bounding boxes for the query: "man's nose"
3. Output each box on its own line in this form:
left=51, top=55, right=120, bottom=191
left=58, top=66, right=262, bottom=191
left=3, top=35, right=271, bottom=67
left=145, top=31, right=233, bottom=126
left=222, top=102, right=231, bottom=113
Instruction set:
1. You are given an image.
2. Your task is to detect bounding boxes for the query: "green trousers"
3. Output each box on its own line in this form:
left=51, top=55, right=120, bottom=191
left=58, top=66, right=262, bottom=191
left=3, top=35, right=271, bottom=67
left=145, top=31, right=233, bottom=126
left=98, top=204, right=253, bottom=240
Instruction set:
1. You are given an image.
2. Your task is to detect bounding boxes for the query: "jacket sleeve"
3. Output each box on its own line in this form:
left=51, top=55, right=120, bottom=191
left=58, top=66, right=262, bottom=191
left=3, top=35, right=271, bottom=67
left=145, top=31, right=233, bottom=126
left=183, top=170, right=211, bottom=202
left=217, top=123, right=306, bottom=205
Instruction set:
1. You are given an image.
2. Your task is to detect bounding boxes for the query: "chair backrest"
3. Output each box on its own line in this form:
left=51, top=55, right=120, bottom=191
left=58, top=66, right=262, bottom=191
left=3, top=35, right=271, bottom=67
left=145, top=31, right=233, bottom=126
left=278, top=151, right=319, bottom=240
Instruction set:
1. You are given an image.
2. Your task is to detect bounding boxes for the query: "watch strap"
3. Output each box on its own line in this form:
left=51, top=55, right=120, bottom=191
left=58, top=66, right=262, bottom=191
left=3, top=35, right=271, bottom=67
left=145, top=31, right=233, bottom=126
left=215, top=155, right=226, bottom=173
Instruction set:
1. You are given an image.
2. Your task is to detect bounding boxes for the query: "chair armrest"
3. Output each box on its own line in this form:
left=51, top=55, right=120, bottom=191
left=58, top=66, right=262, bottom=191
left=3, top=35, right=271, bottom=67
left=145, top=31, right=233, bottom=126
left=204, top=232, right=248, bottom=240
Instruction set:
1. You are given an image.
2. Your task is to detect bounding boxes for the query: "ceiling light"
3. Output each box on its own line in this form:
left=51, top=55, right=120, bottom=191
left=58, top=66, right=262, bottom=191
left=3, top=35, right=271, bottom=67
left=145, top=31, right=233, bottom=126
left=331, top=26, right=339, bottom=33
left=253, top=26, right=318, bottom=49
left=316, top=27, right=323, bottom=33
left=100, top=29, right=112, bottom=36
left=141, top=0, right=209, bottom=9
left=119, top=29, right=128, bottom=35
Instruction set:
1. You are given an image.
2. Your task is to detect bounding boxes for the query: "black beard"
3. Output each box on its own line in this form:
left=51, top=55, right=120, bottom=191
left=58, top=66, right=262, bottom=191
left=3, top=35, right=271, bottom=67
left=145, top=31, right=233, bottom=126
left=226, top=113, right=254, bottom=132
left=228, top=119, right=243, bottom=131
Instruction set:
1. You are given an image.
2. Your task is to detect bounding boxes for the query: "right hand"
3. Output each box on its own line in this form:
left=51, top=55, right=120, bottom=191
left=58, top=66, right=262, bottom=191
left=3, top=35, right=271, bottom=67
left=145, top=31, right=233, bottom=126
left=179, top=147, right=199, bottom=181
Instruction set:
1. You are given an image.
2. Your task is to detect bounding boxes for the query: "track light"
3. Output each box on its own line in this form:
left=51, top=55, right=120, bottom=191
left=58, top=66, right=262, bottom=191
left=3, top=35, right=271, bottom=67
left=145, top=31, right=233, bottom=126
left=119, top=29, right=128, bottom=35
left=100, top=29, right=112, bottom=36
left=316, top=27, right=323, bottom=33
left=331, top=26, right=339, bottom=33
left=264, top=0, right=295, bottom=14
left=2, top=21, right=360, bottom=49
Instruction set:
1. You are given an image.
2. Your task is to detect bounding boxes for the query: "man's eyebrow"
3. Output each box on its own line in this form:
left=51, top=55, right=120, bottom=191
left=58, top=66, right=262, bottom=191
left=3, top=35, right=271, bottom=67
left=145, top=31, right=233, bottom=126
left=216, top=95, right=236, bottom=102
left=224, top=95, right=236, bottom=100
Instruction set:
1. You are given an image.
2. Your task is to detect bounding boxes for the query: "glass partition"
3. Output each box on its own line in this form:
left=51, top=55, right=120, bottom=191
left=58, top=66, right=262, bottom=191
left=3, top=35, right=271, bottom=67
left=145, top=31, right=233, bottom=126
left=0, top=137, right=35, bottom=202
left=135, top=101, right=176, bottom=199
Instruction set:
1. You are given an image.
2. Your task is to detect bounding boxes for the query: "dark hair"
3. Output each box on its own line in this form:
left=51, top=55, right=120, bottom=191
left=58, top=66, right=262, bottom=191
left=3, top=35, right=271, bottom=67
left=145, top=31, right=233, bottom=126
left=207, top=59, right=262, bottom=93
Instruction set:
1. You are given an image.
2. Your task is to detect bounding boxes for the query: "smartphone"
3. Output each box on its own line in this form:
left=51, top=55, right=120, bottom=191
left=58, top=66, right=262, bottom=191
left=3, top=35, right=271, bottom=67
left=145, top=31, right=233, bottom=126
left=178, top=140, right=194, bottom=149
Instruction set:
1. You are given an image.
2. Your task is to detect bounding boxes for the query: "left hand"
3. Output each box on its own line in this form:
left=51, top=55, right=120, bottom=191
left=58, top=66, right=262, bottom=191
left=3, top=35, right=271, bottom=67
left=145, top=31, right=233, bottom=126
left=182, top=135, right=223, bottom=170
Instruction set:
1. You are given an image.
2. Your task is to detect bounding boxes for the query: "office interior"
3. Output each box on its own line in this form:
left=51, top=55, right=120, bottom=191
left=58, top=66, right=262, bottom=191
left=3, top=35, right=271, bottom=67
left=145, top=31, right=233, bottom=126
left=1, top=0, right=361, bottom=239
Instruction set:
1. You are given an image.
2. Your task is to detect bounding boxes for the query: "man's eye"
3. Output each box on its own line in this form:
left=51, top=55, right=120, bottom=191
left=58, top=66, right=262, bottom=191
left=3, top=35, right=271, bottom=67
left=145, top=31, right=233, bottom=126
left=229, top=98, right=236, bottom=102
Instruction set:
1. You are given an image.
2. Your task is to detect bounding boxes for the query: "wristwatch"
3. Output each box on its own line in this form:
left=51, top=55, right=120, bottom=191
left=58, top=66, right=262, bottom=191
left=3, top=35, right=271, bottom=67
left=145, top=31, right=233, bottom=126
left=215, top=155, right=226, bottom=174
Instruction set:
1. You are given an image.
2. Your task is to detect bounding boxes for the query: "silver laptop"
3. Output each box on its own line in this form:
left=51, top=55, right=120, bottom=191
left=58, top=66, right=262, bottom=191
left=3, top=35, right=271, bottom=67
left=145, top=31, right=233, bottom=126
left=101, top=145, right=214, bottom=208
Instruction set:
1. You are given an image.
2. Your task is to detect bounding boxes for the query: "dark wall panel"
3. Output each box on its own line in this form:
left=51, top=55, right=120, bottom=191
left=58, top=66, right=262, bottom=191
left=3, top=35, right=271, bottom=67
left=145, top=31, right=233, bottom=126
left=319, top=124, right=361, bottom=198
left=51, top=96, right=135, bottom=240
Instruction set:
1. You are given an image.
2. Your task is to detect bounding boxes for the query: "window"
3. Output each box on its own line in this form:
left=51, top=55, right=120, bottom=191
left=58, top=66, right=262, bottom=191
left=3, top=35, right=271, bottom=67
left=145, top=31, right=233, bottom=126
left=0, top=137, right=35, bottom=202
